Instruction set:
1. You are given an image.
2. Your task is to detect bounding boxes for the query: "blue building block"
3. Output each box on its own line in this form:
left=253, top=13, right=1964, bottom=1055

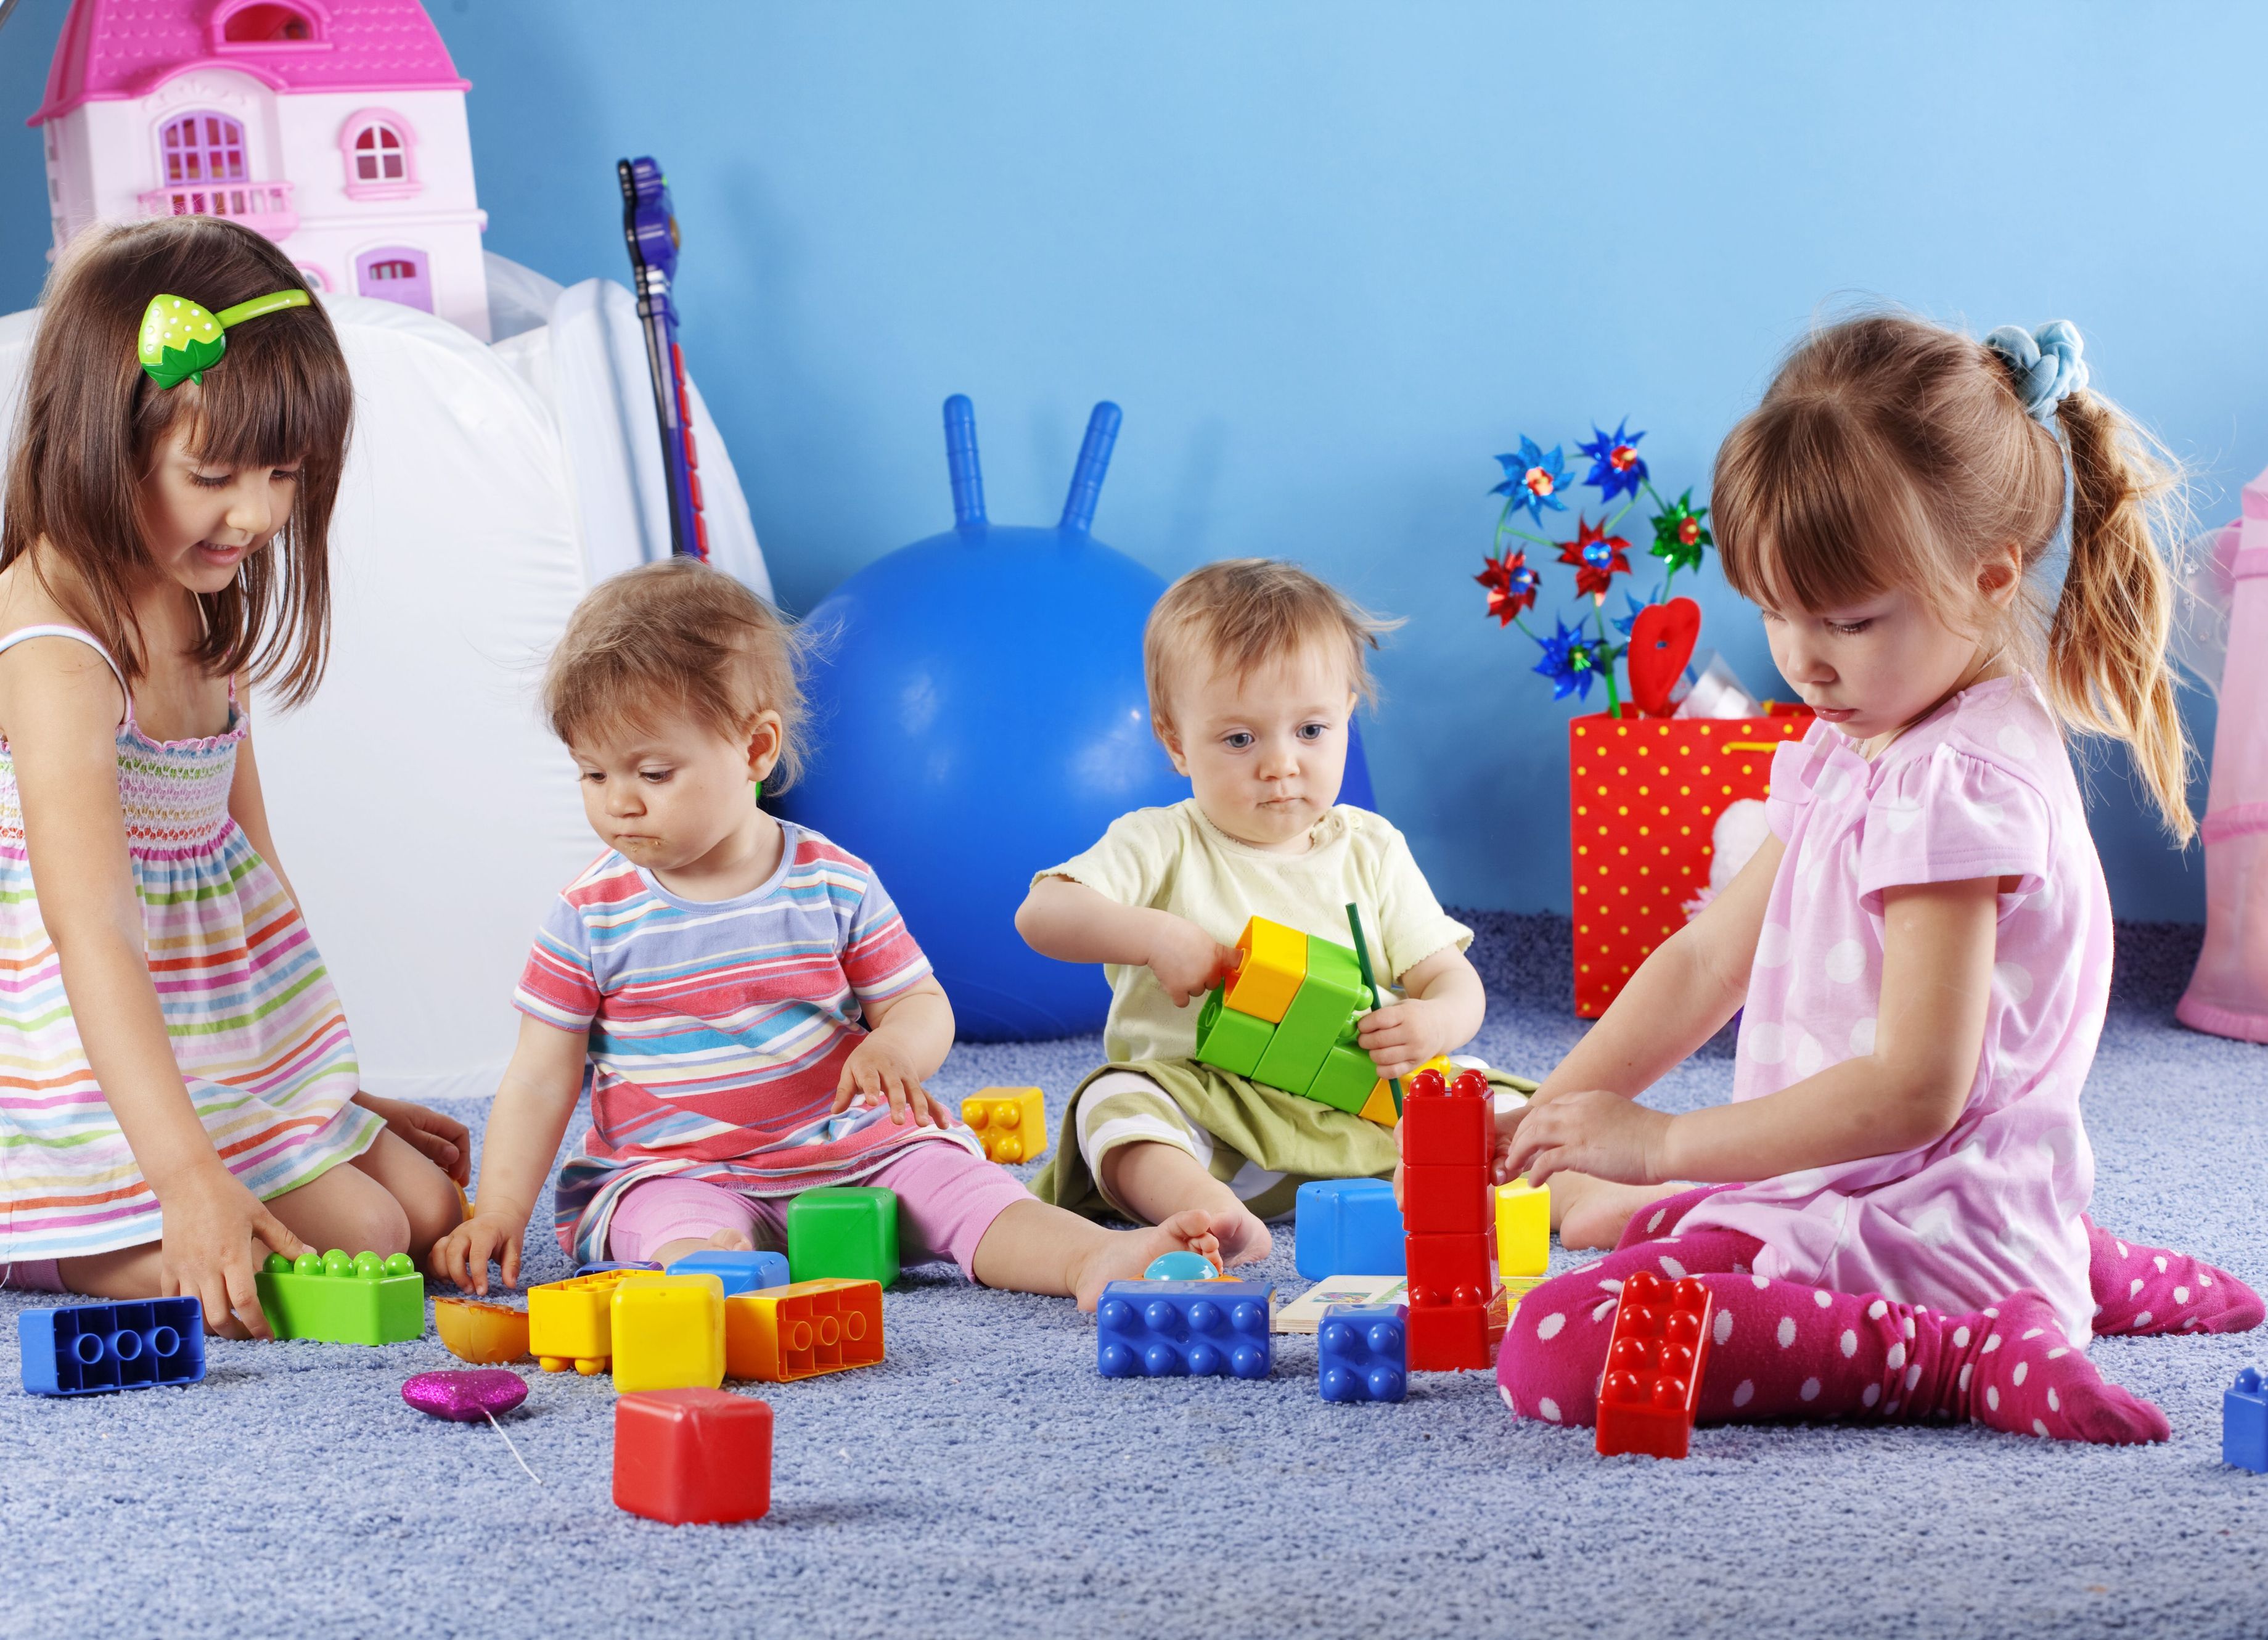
left=1318, top=1302, right=1408, bottom=1404
left=1294, top=1178, right=1405, bottom=1280
left=2226, top=1367, right=2267, bottom=1474
left=19, top=1300, right=205, bottom=1396
left=665, top=1249, right=790, bottom=1297
left=1097, top=1280, right=1272, bottom=1379
left=575, top=1261, right=662, bottom=1278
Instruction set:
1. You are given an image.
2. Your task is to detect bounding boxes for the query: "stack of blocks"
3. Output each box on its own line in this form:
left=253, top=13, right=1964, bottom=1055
left=1595, top=1269, right=1714, bottom=1459
left=1193, top=916, right=1397, bottom=1124
left=961, top=1088, right=1047, bottom=1164
left=19, top=1300, right=205, bottom=1396
left=256, top=1249, right=424, bottom=1345
left=1401, top=1067, right=1505, bottom=1370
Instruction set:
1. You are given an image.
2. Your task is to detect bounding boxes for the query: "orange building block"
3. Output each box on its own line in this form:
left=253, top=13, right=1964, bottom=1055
left=725, top=1278, right=885, bottom=1383
left=435, top=1297, right=530, bottom=1365
left=962, top=1087, right=1048, bottom=1165
left=529, top=1268, right=644, bottom=1375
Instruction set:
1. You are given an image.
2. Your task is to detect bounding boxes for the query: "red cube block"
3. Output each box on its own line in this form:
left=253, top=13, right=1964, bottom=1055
left=1401, top=1164, right=1489, bottom=1235
left=614, top=1387, right=774, bottom=1524
left=1406, top=1281, right=1512, bottom=1371
left=1406, top=1232, right=1490, bottom=1304
left=1401, top=1079, right=1490, bottom=1168
left=1594, top=1270, right=1714, bottom=1460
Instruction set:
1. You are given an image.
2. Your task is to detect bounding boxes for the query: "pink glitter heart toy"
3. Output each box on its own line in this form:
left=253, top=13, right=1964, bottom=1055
left=403, top=1369, right=528, bottom=1423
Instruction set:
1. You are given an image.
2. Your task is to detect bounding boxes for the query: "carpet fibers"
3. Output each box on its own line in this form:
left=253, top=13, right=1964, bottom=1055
left=3, top=914, right=2264, bottom=1640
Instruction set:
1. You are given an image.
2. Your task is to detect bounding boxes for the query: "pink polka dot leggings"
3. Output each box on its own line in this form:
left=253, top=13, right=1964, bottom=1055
left=1496, top=1186, right=2264, bottom=1446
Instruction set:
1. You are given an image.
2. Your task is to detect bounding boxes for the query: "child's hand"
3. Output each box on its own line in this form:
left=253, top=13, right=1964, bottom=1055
left=431, top=1210, right=528, bottom=1295
left=1145, top=914, right=1237, bottom=1007
left=158, top=1163, right=306, bottom=1339
left=1356, top=998, right=1454, bottom=1081
left=833, top=1033, right=954, bottom=1128
left=1502, top=1089, right=1672, bottom=1188
left=355, top=1091, right=472, bottom=1185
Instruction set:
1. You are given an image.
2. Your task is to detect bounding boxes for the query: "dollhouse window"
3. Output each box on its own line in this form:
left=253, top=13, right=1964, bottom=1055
left=162, top=113, right=247, bottom=187
left=220, top=4, right=317, bottom=41
left=340, top=112, right=420, bottom=200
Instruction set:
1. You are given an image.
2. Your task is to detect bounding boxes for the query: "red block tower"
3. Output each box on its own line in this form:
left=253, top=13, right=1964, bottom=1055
left=1401, top=1067, right=1504, bottom=1370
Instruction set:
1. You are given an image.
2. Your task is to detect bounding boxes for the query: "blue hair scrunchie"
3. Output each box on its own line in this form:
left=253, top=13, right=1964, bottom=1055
left=1983, top=320, right=2087, bottom=424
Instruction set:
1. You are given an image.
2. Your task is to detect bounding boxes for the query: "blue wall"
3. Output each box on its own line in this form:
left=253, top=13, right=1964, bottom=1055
left=4, top=1, right=2256, bottom=919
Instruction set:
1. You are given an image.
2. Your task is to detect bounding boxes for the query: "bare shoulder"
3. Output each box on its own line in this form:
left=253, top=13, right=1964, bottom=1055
left=0, top=560, right=123, bottom=739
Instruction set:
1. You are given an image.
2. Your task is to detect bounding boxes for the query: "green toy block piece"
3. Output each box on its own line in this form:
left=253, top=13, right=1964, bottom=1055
left=1193, top=985, right=1275, bottom=1078
left=787, top=1187, right=900, bottom=1289
left=1251, top=934, right=1369, bottom=1096
left=255, top=1248, right=424, bottom=1345
left=1304, top=1041, right=1380, bottom=1113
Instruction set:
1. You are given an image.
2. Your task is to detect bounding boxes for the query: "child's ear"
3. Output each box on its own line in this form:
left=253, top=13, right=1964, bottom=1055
left=745, top=710, right=784, bottom=784
left=1154, top=713, right=1189, bottom=776
left=1978, top=542, right=2024, bottom=609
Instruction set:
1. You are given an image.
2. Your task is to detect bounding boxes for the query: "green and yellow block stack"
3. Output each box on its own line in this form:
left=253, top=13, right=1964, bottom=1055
left=1193, top=916, right=1399, bottom=1126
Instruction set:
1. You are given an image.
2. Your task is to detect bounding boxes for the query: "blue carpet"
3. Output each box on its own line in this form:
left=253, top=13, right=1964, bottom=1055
left=4, top=914, right=2265, bottom=1640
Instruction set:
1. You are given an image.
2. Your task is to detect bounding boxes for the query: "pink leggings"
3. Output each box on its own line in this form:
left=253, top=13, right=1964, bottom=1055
left=1496, top=1186, right=2261, bottom=1447
left=604, top=1139, right=1032, bottom=1281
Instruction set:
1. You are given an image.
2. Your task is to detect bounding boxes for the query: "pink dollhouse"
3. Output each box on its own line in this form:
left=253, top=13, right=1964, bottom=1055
left=30, top=0, right=491, bottom=338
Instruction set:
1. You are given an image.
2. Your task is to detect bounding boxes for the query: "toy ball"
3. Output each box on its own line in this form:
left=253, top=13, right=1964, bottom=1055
left=782, top=395, right=1187, bottom=1039
left=401, top=1369, right=528, bottom=1422
left=1142, top=1250, right=1221, bottom=1282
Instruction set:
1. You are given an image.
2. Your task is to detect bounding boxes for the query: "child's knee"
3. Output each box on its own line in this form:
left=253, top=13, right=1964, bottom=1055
left=396, top=1164, right=467, bottom=1260
left=1495, top=1277, right=1615, bottom=1429
left=326, top=1191, right=413, bottom=1260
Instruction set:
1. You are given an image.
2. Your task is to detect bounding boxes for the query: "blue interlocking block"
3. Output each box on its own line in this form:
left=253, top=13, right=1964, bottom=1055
left=1097, top=1280, right=1272, bottom=1379
left=665, top=1248, right=790, bottom=1297
left=20, top=1300, right=205, bottom=1396
left=1318, top=1302, right=1408, bottom=1404
left=2226, top=1367, right=2267, bottom=1474
left=575, top=1260, right=662, bottom=1278
left=1293, top=1178, right=1404, bottom=1280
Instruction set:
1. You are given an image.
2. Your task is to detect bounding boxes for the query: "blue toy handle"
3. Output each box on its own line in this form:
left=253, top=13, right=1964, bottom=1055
left=944, top=395, right=986, bottom=529
left=1058, top=401, right=1121, bottom=535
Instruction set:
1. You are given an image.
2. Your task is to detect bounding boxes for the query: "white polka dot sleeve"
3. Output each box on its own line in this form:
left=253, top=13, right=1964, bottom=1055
left=1852, top=743, right=2055, bottom=914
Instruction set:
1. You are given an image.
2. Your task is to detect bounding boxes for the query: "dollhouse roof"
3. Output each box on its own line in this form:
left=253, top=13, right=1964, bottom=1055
left=30, top=0, right=469, bottom=126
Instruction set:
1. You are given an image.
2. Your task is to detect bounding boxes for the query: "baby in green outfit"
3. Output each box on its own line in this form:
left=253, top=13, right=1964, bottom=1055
left=1018, top=558, right=1487, bottom=1265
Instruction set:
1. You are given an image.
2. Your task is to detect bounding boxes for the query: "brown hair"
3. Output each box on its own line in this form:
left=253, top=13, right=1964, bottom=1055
left=1713, top=311, right=2193, bottom=839
left=1, top=216, right=353, bottom=707
left=1144, top=557, right=1398, bottom=730
left=542, top=556, right=810, bottom=787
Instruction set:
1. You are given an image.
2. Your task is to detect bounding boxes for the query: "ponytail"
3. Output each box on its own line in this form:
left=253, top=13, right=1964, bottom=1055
left=2049, top=390, right=2193, bottom=842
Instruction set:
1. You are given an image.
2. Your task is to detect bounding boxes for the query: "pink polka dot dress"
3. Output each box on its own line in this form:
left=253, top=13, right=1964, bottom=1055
left=1676, top=674, right=2108, bottom=1347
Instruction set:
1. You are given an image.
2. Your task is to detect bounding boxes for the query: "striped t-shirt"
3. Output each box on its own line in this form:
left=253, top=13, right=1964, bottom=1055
left=515, top=822, right=972, bottom=1257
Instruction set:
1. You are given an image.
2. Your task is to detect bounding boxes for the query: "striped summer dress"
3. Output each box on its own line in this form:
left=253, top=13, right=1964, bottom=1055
left=517, top=822, right=981, bottom=1264
left=0, top=626, right=380, bottom=1260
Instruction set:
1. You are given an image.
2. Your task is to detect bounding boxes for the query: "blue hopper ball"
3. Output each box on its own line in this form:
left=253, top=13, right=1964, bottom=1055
left=1142, top=1250, right=1221, bottom=1282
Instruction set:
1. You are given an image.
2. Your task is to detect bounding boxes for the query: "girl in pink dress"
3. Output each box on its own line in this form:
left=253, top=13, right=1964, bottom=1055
left=1494, top=314, right=2261, bottom=1445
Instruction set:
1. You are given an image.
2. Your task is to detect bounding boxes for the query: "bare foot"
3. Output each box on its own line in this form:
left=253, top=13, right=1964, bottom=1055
left=1556, top=1176, right=1683, bottom=1251
left=1213, top=1204, right=1272, bottom=1267
left=648, top=1226, right=756, bottom=1268
left=1070, top=1209, right=1242, bottom=1311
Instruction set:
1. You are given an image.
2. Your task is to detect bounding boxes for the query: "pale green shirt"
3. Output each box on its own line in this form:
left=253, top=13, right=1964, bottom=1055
left=1039, top=800, right=1472, bottom=1066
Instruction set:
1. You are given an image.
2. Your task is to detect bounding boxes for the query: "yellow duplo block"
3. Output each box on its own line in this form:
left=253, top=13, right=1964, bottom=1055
left=1222, top=917, right=1307, bottom=1025
left=1496, top=1180, right=1551, bottom=1279
left=528, top=1268, right=643, bottom=1375
left=612, top=1274, right=727, bottom=1392
left=1356, top=1056, right=1454, bottom=1127
left=962, top=1087, right=1047, bottom=1165
left=726, top=1278, right=885, bottom=1384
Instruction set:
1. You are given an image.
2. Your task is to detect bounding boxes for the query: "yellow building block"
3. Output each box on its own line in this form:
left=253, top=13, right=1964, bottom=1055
left=726, top=1278, right=885, bottom=1383
left=1502, top=1276, right=1546, bottom=1312
left=612, top=1274, right=727, bottom=1393
left=1222, top=916, right=1307, bottom=1025
left=1356, top=1055, right=1454, bottom=1127
left=962, top=1087, right=1048, bottom=1165
left=529, top=1268, right=642, bottom=1374
left=1496, top=1179, right=1551, bottom=1278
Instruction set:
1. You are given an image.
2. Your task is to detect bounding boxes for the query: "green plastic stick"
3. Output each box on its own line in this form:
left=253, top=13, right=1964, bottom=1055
left=1343, top=902, right=1404, bottom=1117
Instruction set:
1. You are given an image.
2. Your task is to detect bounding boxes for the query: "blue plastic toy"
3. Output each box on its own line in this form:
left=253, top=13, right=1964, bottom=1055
left=1318, top=1302, right=1408, bottom=1404
left=1141, top=1250, right=1220, bottom=1282
left=1293, top=1178, right=1406, bottom=1280
left=1096, top=1279, right=1272, bottom=1379
left=20, top=1300, right=205, bottom=1396
left=2227, top=1367, right=2267, bottom=1473
left=617, top=155, right=705, bottom=559
left=782, top=395, right=1375, bottom=1041
left=665, top=1248, right=790, bottom=1297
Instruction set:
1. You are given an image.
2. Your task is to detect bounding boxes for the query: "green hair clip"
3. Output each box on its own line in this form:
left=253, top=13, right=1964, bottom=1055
left=137, top=289, right=312, bottom=389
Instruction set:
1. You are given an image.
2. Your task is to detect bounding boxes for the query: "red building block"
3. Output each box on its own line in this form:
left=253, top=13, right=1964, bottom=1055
left=1401, top=1164, right=1490, bottom=1235
left=1400, top=1068, right=1491, bottom=1165
left=1595, top=1270, right=1714, bottom=1459
left=1405, top=1232, right=1490, bottom=1303
left=1407, top=1282, right=1511, bottom=1371
left=613, top=1387, right=774, bottom=1524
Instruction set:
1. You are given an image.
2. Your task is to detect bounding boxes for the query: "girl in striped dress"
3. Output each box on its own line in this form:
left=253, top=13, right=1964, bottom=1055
left=0, top=218, right=468, bottom=1335
left=432, top=559, right=1233, bottom=1306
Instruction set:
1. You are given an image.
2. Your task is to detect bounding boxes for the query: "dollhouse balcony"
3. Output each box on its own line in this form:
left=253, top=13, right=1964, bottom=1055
left=137, top=180, right=298, bottom=240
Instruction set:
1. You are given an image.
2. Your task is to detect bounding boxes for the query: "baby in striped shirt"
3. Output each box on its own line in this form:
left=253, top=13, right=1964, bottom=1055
left=431, top=559, right=1227, bottom=1305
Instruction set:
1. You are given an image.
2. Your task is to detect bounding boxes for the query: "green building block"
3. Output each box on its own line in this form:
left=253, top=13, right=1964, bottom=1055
left=787, top=1187, right=900, bottom=1289
left=255, top=1248, right=424, bottom=1344
left=1304, top=1040, right=1380, bottom=1113
left=1250, top=935, right=1369, bottom=1096
left=1193, top=985, right=1274, bottom=1078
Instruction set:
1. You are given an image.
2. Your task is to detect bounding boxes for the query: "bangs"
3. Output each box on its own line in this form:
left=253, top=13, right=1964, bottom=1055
left=162, top=310, right=353, bottom=477
left=1714, top=396, right=1937, bottom=615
